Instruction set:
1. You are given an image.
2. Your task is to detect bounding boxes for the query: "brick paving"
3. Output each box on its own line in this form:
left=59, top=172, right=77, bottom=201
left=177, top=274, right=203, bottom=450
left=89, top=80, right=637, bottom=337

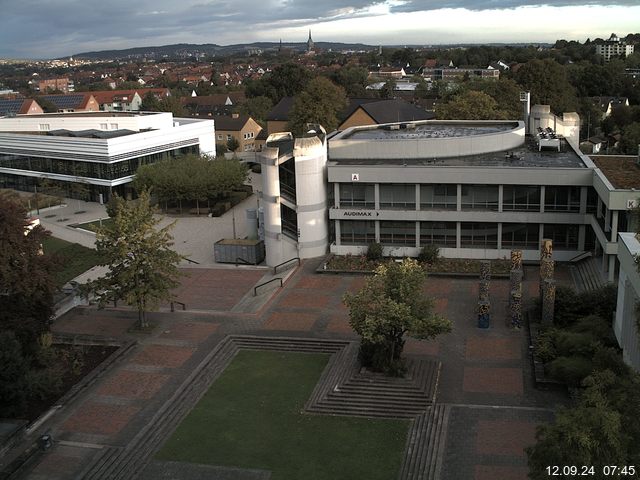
left=96, top=370, right=171, bottom=399
left=20, top=261, right=572, bottom=480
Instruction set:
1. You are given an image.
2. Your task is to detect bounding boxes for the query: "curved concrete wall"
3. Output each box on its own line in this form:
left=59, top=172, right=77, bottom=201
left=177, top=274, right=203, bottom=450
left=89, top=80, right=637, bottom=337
left=259, top=145, right=283, bottom=266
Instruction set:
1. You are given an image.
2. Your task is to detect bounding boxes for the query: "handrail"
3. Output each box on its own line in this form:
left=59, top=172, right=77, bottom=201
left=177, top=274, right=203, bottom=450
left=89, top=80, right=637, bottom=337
left=235, top=257, right=253, bottom=266
left=183, top=257, right=200, bottom=265
left=170, top=301, right=186, bottom=312
left=568, top=251, right=592, bottom=263
left=254, top=277, right=283, bottom=296
left=273, top=257, right=300, bottom=274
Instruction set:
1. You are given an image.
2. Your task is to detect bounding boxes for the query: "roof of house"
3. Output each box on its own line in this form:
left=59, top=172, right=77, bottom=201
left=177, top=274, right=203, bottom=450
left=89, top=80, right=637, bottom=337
left=589, top=96, right=629, bottom=112
left=0, top=98, right=36, bottom=116
left=89, top=90, right=141, bottom=105
left=182, top=92, right=246, bottom=107
left=266, top=96, right=295, bottom=121
left=591, top=155, right=640, bottom=189
left=213, top=114, right=254, bottom=131
left=341, top=98, right=434, bottom=126
left=39, top=93, right=95, bottom=110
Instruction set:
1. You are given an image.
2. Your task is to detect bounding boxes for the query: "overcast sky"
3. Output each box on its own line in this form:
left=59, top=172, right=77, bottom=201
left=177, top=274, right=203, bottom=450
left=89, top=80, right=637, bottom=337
left=0, top=0, right=638, bottom=59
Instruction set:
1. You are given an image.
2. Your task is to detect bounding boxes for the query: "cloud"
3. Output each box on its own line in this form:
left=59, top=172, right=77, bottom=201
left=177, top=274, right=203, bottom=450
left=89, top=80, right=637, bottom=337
left=0, top=0, right=637, bottom=58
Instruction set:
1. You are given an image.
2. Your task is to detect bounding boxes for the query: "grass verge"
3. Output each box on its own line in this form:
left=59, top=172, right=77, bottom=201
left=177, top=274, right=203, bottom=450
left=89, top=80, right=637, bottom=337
left=157, top=350, right=409, bottom=480
left=42, top=237, right=101, bottom=286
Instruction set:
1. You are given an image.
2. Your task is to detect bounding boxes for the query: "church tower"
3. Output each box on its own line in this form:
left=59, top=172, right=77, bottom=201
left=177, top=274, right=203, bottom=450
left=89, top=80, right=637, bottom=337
left=307, top=30, right=314, bottom=53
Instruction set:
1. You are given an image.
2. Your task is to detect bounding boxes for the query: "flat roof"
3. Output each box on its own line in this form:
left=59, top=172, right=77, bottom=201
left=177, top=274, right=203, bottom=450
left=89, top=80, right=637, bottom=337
left=329, top=136, right=586, bottom=168
left=591, top=155, right=640, bottom=189
left=11, top=112, right=149, bottom=119
left=340, top=121, right=518, bottom=140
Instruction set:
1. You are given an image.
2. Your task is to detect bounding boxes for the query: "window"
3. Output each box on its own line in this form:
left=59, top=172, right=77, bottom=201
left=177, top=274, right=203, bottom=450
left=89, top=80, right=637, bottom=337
left=544, top=224, right=579, bottom=250
left=461, top=185, right=499, bottom=210
left=420, top=184, right=456, bottom=210
left=544, top=186, right=580, bottom=212
left=460, top=223, right=498, bottom=248
left=339, top=183, right=374, bottom=208
left=420, top=222, right=456, bottom=247
left=110, top=123, right=118, bottom=130
left=379, top=184, right=416, bottom=209
left=380, top=221, right=416, bottom=245
left=99, top=123, right=107, bottom=130
left=502, top=223, right=539, bottom=249
left=340, top=220, right=375, bottom=245
left=226, top=134, right=232, bottom=141
left=281, top=204, right=298, bottom=240
left=38, top=124, right=50, bottom=131
left=502, top=186, right=540, bottom=211
left=217, top=134, right=223, bottom=140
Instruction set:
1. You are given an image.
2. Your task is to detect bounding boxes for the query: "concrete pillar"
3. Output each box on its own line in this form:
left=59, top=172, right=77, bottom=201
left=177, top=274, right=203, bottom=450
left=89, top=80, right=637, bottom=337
left=578, top=224, right=586, bottom=251
left=456, top=184, right=462, bottom=212
left=539, top=185, right=546, bottom=213
left=335, top=220, right=341, bottom=246
left=415, top=184, right=420, bottom=211
left=375, top=220, right=380, bottom=243
left=260, top=145, right=283, bottom=267
left=374, top=183, right=380, bottom=210
left=579, top=186, right=588, bottom=214
left=608, top=255, right=616, bottom=283
left=611, top=210, right=619, bottom=241
left=497, top=223, right=503, bottom=250
left=541, top=279, right=556, bottom=325
left=415, top=221, right=420, bottom=248
left=498, top=184, right=504, bottom=213
left=334, top=183, right=340, bottom=208
left=456, top=222, right=461, bottom=249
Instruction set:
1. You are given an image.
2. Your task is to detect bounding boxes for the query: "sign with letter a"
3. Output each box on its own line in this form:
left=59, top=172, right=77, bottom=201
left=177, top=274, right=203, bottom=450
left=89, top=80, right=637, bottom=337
left=351, top=173, right=360, bottom=181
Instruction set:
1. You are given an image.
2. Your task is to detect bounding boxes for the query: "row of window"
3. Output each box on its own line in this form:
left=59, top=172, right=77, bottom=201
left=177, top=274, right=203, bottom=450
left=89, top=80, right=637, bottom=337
left=0, top=146, right=199, bottom=181
left=339, top=221, right=580, bottom=249
left=338, top=184, right=593, bottom=213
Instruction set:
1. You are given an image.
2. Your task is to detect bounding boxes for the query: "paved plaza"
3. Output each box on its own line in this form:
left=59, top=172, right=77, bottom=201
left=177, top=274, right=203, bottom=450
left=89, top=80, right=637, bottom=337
left=8, top=258, right=570, bottom=480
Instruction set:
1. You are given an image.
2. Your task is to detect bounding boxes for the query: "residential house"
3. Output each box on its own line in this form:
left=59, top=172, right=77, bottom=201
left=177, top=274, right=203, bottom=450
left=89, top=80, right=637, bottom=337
left=38, top=93, right=99, bottom=112
left=266, top=96, right=295, bottom=135
left=91, top=90, right=143, bottom=112
left=38, top=78, right=73, bottom=93
left=183, top=92, right=247, bottom=117
left=214, top=113, right=262, bottom=152
left=595, top=33, right=634, bottom=62
left=338, top=98, right=434, bottom=130
left=0, top=98, right=43, bottom=117
left=589, top=96, right=630, bottom=120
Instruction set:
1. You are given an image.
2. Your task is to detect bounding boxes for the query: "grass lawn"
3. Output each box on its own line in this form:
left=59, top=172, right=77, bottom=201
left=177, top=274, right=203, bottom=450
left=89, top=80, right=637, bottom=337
left=42, top=237, right=101, bottom=286
left=157, top=350, right=409, bottom=480
left=73, top=217, right=113, bottom=232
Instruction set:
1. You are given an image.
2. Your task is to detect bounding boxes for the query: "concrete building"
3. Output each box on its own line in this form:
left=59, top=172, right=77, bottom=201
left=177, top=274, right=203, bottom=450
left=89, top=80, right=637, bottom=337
left=38, top=78, right=73, bottom=94
left=214, top=114, right=262, bottom=152
left=0, top=111, right=215, bottom=202
left=595, top=33, right=634, bottom=62
left=614, top=232, right=640, bottom=372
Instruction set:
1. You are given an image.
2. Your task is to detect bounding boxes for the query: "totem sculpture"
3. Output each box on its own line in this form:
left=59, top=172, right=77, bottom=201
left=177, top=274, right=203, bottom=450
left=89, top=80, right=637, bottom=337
left=539, top=239, right=556, bottom=325
left=509, top=249, right=524, bottom=328
left=478, top=260, right=491, bottom=328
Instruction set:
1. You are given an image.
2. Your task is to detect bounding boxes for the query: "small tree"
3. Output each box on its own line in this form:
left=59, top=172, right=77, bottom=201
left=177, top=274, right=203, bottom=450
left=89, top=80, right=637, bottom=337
left=343, top=258, right=452, bottom=375
left=86, top=192, right=183, bottom=329
left=227, top=136, right=240, bottom=152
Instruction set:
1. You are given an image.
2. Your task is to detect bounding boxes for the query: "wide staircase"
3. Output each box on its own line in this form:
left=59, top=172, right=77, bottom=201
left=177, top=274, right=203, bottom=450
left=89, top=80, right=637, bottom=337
left=569, top=256, right=607, bottom=292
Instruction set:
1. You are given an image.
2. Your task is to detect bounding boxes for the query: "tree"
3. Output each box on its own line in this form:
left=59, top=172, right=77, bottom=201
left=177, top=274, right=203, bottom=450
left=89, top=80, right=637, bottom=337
left=245, top=63, right=313, bottom=103
left=619, top=122, right=640, bottom=155
left=287, top=77, right=347, bottom=134
left=0, top=331, right=30, bottom=417
left=86, top=192, right=183, bottom=329
left=333, top=65, right=370, bottom=97
left=436, top=90, right=503, bottom=120
left=227, top=136, right=240, bottom=152
left=0, top=194, right=56, bottom=354
left=514, top=58, right=578, bottom=113
left=239, top=95, right=273, bottom=125
left=343, top=259, right=452, bottom=375
left=379, top=78, right=397, bottom=99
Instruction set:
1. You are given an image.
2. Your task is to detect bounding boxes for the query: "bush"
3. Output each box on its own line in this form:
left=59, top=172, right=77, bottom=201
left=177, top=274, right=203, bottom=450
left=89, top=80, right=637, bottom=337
left=535, top=329, right=558, bottom=363
left=418, top=245, right=439, bottom=264
left=550, top=284, right=617, bottom=327
left=554, top=330, right=600, bottom=357
left=570, top=315, right=617, bottom=347
left=545, top=355, right=593, bottom=386
left=366, top=242, right=383, bottom=261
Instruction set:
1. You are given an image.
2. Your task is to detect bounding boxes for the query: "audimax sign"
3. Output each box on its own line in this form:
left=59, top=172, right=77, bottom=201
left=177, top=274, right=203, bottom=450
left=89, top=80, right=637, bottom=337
left=340, top=210, right=380, bottom=218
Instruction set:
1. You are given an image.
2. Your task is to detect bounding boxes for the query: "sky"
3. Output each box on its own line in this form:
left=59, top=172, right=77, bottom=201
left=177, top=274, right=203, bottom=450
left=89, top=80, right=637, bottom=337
left=0, top=0, right=638, bottom=59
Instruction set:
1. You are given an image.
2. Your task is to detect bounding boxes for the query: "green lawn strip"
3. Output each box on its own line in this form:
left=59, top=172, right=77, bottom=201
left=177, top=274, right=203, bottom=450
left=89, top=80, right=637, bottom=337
left=157, top=350, right=409, bottom=480
left=42, top=237, right=101, bottom=286
left=73, top=218, right=114, bottom=232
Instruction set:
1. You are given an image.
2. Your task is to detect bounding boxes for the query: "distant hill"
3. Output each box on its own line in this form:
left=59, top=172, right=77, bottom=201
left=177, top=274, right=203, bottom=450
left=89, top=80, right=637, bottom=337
left=70, top=42, right=376, bottom=60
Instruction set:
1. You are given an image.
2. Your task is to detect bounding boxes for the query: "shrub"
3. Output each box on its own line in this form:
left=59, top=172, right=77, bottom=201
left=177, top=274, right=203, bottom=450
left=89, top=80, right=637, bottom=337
left=366, top=242, right=383, bottom=261
left=545, top=355, right=593, bottom=387
left=553, top=331, right=599, bottom=357
left=418, top=245, right=439, bottom=264
left=570, top=315, right=617, bottom=347
left=535, top=329, right=558, bottom=363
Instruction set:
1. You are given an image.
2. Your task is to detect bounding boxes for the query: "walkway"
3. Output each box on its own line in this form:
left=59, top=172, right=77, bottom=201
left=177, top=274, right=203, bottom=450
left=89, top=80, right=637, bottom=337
left=12, top=260, right=568, bottom=480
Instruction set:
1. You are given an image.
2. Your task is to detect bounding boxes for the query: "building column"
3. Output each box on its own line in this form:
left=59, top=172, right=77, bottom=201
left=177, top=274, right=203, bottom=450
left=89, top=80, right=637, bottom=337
left=334, top=183, right=340, bottom=208
left=605, top=207, right=611, bottom=233
left=539, top=224, right=544, bottom=245
left=578, top=224, right=586, bottom=251
left=415, top=184, right=420, bottom=211
left=498, top=185, right=504, bottom=213
left=456, top=222, right=461, bottom=249
left=335, top=220, right=341, bottom=246
left=415, top=221, right=420, bottom=248
left=457, top=184, right=462, bottom=211
left=611, top=210, right=619, bottom=241
left=375, top=220, right=380, bottom=243
left=497, top=223, right=503, bottom=249
left=608, top=254, right=616, bottom=283
left=374, top=183, right=380, bottom=210
left=539, top=185, right=545, bottom=213
left=579, top=186, right=588, bottom=214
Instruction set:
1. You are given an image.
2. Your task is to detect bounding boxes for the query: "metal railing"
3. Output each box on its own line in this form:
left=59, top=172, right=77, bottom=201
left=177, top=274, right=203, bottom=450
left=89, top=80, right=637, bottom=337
left=170, top=301, right=186, bottom=312
left=273, top=257, right=300, bottom=274
left=568, top=251, right=593, bottom=263
left=183, top=257, right=200, bottom=265
left=254, top=277, right=283, bottom=296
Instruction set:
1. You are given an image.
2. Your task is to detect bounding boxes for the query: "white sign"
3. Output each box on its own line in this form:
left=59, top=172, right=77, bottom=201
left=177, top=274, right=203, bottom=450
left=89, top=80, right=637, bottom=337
left=341, top=210, right=379, bottom=218
left=351, top=173, right=360, bottom=181
left=627, top=199, right=638, bottom=209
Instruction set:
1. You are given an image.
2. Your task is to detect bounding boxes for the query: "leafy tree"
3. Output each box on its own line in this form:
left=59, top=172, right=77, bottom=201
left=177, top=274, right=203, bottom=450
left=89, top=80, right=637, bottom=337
left=343, top=258, right=452, bottom=375
left=227, top=136, right=240, bottom=152
left=0, top=195, right=56, bottom=354
left=0, top=331, right=30, bottom=416
left=514, top=58, right=578, bottom=113
left=239, top=95, right=273, bottom=125
left=287, top=77, right=347, bottom=134
left=333, top=65, right=370, bottom=97
left=619, top=122, right=640, bottom=155
left=379, top=78, right=396, bottom=99
left=436, top=90, right=503, bottom=120
left=246, top=63, right=313, bottom=103
left=86, top=192, right=183, bottom=329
